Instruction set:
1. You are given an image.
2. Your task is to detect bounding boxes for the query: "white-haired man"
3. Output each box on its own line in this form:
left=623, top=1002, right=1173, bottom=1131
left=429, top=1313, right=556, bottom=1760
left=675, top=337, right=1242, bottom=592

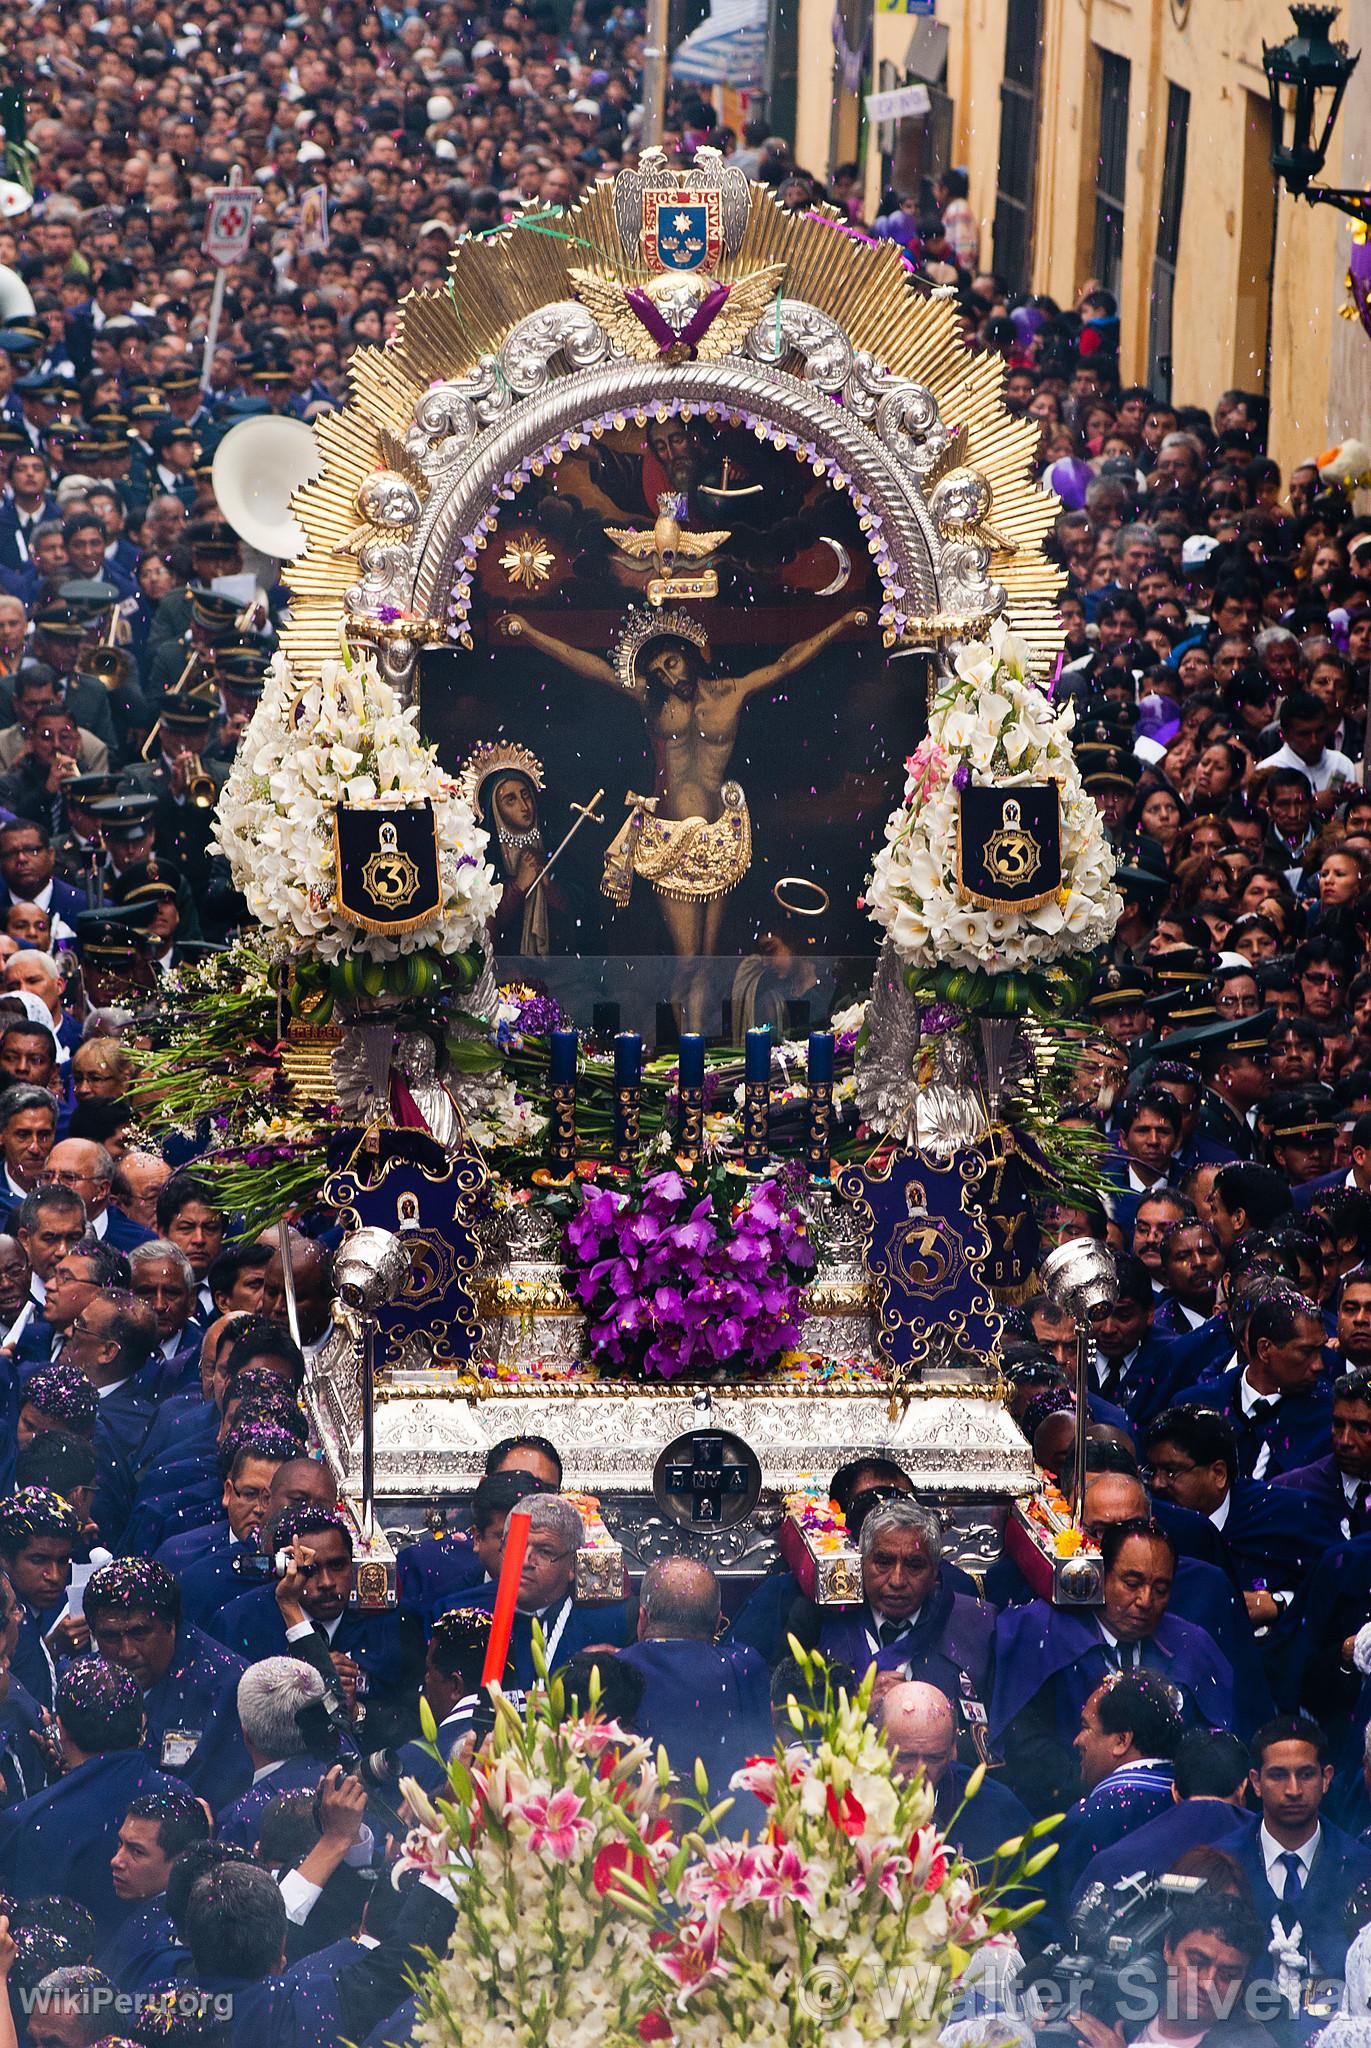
left=457, top=1492, right=630, bottom=1688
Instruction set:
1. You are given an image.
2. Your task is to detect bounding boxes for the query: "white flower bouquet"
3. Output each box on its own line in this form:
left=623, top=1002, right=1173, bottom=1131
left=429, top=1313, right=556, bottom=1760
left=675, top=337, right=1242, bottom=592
left=212, top=649, right=499, bottom=978
left=401, top=1663, right=674, bottom=2048
left=405, top=1647, right=1053, bottom=2048
left=865, top=623, right=1121, bottom=1014
left=656, top=1650, right=1051, bottom=2048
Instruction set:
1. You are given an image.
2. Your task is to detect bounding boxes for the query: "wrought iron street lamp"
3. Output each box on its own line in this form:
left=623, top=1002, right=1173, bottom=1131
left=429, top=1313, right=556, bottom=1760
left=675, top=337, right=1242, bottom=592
left=1263, top=5, right=1368, bottom=224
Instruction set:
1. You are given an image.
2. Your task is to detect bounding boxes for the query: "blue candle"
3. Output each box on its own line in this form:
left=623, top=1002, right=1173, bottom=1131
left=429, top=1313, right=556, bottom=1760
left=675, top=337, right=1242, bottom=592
left=678, top=1033, right=705, bottom=1087
left=613, top=1032, right=641, bottom=1165
left=806, top=1031, right=835, bottom=1177
left=807, top=1030, right=835, bottom=1084
left=548, top=1029, right=577, bottom=1173
left=744, top=1026, right=770, bottom=1166
left=614, top=1032, right=642, bottom=1086
left=676, top=1033, right=705, bottom=1160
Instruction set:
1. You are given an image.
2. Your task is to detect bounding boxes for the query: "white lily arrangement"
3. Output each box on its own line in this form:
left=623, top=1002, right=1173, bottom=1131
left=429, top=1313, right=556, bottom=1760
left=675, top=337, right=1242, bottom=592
left=212, top=650, right=499, bottom=963
left=405, top=1648, right=1052, bottom=2048
left=865, top=624, right=1121, bottom=976
left=460, top=1072, right=551, bottom=1152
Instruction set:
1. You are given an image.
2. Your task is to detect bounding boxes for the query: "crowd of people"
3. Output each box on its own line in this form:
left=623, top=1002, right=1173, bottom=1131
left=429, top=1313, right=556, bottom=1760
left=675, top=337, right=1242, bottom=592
left=0, top=0, right=1360, bottom=2039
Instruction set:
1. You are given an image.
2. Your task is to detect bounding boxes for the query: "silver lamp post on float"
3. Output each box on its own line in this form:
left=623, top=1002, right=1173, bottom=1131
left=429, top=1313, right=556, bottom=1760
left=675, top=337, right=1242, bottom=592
left=1039, top=1240, right=1120, bottom=1524
left=332, top=1226, right=417, bottom=1534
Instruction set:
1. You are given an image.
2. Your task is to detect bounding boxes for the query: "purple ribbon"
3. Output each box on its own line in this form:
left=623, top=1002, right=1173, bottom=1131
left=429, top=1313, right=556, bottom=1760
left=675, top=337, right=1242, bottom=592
left=624, top=280, right=731, bottom=357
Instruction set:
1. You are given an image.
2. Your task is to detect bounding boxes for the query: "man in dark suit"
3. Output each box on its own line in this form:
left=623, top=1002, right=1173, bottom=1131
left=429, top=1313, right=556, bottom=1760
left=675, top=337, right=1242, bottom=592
left=874, top=1679, right=1031, bottom=1873
left=803, top=1498, right=995, bottom=1733
left=0, top=1482, right=80, bottom=1711
left=1051, top=1670, right=1184, bottom=1912
left=1071, top=1726, right=1257, bottom=1909
left=168, top=1853, right=462, bottom=2048
left=0, top=450, right=59, bottom=572
left=1100, top=1088, right=1185, bottom=1241
left=215, top=1653, right=336, bottom=1847
left=1169, top=1290, right=1333, bottom=1479
left=393, top=1466, right=551, bottom=1632
left=216, top=1502, right=425, bottom=1753
left=1232, top=1712, right=1371, bottom=1978
left=0, top=1657, right=185, bottom=1935
left=99, top=1787, right=211, bottom=1995
left=61, top=1286, right=158, bottom=1484
left=1142, top=1404, right=1338, bottom=1606
left=1273, top=1365, right=1371, bottom=1536
left=43, top=1138, right=154, bottom=1254
left=460, top=1492, right=631, bottom=1691
left=1077, top=1254, right=1231, bottom=1430
left=990, top=1518, right=1234, bottom=1815
left=619, top=1557, right=772, bottom=1810
left=85, top=1557, right=248, bottom=1811
left=0, top=818, right=88, bottom=935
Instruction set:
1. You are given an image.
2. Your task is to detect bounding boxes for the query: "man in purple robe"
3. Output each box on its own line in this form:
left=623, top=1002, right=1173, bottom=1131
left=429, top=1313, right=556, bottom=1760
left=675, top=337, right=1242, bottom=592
left=814, top=1498, right=995, bottom=1749
left=990, top=1518, right=1234, bottom=1815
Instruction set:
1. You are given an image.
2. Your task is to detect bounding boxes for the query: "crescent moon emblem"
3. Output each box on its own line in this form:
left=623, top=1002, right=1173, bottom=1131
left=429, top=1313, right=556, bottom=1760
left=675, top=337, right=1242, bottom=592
left=814, top=536, right=852, bottom=596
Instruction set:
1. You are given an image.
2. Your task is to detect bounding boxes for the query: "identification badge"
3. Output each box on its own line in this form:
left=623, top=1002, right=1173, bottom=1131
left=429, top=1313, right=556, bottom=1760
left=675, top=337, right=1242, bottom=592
left=161, top=1728, right=200, bottom=1768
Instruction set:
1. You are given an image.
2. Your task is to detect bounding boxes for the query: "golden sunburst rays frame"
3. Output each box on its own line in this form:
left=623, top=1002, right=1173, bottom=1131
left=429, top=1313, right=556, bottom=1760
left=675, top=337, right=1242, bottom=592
left=283, top=183, right=1063, bottom=689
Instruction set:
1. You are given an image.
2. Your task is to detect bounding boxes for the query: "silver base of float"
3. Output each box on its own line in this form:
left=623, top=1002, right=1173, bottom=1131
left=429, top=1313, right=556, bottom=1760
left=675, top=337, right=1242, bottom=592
left=305, top=1345, right=1035, bottom=1583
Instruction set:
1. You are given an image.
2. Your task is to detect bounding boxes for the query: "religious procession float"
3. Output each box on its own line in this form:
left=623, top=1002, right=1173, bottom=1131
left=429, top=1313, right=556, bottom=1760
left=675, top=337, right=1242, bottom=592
left=136, top=156, right=1124, bottom=1598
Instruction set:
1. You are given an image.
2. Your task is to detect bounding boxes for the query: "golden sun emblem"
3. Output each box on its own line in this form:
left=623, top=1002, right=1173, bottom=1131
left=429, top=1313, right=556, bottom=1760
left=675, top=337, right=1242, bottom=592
left=983, top=798, right=1042, bottom=889
left=361, top=820, right=421, bottom=907
left=500, top=530, right=555, bottom=590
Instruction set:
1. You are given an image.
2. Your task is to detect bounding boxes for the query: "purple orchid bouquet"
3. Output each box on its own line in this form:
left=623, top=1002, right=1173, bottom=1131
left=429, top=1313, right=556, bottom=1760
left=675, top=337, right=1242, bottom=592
left=563, top=1168, right=814, bottom=1381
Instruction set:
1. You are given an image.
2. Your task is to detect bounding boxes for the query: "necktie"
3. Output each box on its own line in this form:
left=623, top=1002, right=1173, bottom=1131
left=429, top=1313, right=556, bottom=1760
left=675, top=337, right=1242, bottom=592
left=1279, top=1850, right=1305, bottom=1901
left=1248, top=1396, right=1278, bottom=1419
left=878, top=1619, right=905, bottom=1648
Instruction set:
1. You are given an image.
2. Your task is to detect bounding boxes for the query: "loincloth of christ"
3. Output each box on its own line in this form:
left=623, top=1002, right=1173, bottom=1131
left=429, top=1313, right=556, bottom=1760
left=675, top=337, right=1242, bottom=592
left=601, top=779, right=752, bottom=906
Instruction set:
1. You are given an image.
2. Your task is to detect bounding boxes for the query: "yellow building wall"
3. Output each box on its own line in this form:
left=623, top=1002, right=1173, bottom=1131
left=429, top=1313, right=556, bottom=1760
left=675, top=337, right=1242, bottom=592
left=791, top=0, right=1371, bottom=482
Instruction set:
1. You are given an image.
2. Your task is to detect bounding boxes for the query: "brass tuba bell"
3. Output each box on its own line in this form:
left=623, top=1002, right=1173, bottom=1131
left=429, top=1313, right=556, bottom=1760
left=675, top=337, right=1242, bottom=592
left=89, top=603, right=132, bottom=692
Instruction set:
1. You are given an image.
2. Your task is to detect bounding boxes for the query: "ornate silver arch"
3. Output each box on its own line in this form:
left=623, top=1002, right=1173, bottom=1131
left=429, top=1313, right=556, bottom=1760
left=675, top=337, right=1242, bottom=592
left=344, top=294, right=1007, bottom=701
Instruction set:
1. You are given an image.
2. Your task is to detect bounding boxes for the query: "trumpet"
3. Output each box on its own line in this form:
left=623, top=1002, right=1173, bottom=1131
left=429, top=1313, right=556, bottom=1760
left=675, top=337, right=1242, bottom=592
left=140, top=651, right=219, bottom=762
left=89, top=605, right=132, bottom=692
left=187, top=768, right=217, bottom=809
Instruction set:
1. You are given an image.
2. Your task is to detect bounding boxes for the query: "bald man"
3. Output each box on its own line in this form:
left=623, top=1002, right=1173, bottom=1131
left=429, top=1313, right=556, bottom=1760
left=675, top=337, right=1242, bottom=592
left=619, top=1559, right=772, bottom=1821
left=873, top=1681, right=1030, bottom=1870
left=45, top=1136, right=154, bottom=1252
left=267, top=1456, right=337, bottom=1516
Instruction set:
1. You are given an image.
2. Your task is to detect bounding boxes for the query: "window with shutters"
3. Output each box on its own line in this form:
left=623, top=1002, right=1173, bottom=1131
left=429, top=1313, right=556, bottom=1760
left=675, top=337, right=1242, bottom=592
left=1093, top=50, right=1131, bottom=299
left=992, top=0, right=1041, bottom=293
left=1147, top=84, right=1189, bottom=399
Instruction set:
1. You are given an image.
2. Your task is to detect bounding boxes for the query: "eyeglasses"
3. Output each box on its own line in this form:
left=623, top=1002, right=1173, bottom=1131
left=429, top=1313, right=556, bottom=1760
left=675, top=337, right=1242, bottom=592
left=1140, top=1460, right=1197, bottom=1483
left=524, top=1544, right=573, bottom=1567
left=1303, top=971, right=1344, bottom=989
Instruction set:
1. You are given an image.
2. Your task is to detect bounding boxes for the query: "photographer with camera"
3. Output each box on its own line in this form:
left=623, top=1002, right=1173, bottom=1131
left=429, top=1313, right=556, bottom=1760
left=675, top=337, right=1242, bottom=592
left=215, top=1504, right=423, bottom=1754
left=1066, top=1890, right=1277, bottom=2048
